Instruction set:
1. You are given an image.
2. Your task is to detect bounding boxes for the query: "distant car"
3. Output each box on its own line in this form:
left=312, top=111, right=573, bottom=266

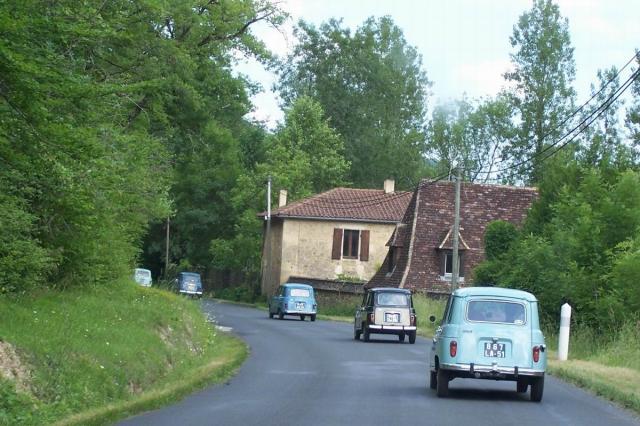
left=176, top=272, right=203, bottom=298
left=429, top=287, right=547, bottom=401
left=354, top=288, right=417, bottom=343
left=133, top=268, right=152, bottom=287
left=269, top=283, right=317, bottom=321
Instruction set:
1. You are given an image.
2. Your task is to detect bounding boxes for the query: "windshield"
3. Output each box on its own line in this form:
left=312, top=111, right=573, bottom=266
left=135, top=269, right=151, bottom=278
left=289, top=288, right=311, bottom=297
left=376, top=292, right=409, bottom=306
left=467, top=300, right=526, bottom=324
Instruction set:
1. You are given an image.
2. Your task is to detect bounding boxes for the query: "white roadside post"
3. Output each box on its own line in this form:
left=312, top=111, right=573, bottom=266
left=558, top=303, right=572, bottom=361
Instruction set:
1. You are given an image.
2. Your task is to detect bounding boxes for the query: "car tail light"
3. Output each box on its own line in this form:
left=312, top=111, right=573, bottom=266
left=369, top=312, right=375, bottom=323
left=450, top=340, right=457, bottom=357
left=533, top=346, right=540, bottom=363
left=410, top=314, right=416, bottom=326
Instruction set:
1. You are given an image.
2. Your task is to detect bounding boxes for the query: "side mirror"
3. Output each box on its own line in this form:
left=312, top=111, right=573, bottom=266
left=429, top=315, right=436, bottom=323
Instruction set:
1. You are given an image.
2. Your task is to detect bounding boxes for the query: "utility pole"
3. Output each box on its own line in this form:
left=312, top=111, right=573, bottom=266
left=260, top=176, right=272, bottom=296
left=164, top=217, right=170, bottom=280
left=451, top=168, right=461, bottom=291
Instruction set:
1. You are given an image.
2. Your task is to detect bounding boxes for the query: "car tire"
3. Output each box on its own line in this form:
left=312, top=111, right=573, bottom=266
left=429, top=370, right=437, bottom=389
left=354, top=322, right=361, bottom=340
left=310, top=314, right=316, bottom=322
left=268, top=309, right=274, bottom=319
left=436, top=369, right=449, bottom=397
left=517, top=379, right=528, bottom=393
left=398, top=333, right=405, bottom=342
left=409, top=331, right=416, bottom=344
left=278, top=310, right=284, bottom=320
left=363, top=326, right=370, bottom=342
left=530, top=376, right=544, bottom=402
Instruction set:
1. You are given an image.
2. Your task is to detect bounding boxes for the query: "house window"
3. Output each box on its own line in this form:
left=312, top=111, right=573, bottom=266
left=441, top=250, right=465, bottom=278
left=331, top=228, right=370, bottom=261
left=343, top=229, right=359, bottom=259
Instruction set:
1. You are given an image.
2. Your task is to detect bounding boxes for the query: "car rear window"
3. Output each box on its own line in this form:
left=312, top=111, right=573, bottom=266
left=467, top=300, right=525, bottom=324
left=289, top=288, right=310, bottom=297
left=376, top=292, right=409, bottom=306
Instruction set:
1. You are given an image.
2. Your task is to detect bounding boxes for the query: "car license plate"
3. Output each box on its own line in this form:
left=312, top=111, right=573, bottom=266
left=484, top=342, right=506, bottom=358
left=385, top=313, right=400, bottom=323
left=296, top=302, right=305, bottom=310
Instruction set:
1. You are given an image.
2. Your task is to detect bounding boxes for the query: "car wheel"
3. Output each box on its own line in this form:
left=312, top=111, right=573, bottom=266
left=429, top=370, right=437, bottom=389
left=530, top=376, right=544, bottom=402
left=310, top=314, right=316, bottom=322
left=278, top=310, right=284, bottom=320
left=300, top=314, right=305, bottom=321
left=436, top=369, right=449, bottom=397
left=363, top=326, right=370, bottom=342
left=268, top=308, right=274, bottom=319
left=398, top=333, right=405, bottom=342
left=517, top=379, right=528, bottom=393
left=354, top=324, right=361, bottom=340
left=409, top=331, right=416, bottom=344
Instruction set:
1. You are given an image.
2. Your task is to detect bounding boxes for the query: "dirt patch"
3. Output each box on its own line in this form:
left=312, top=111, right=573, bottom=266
left=0, top=340, right=31, bottom=393
left=157, top=325, right=175, bottom=349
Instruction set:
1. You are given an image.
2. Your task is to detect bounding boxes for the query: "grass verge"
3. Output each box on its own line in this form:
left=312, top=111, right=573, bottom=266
left=0, top=280, right=247, bottom=425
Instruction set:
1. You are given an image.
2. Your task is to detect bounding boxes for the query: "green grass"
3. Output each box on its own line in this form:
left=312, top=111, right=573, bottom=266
left=0, top=280, right=247, bottom=425
left=413, top=294, right=446, bottom=337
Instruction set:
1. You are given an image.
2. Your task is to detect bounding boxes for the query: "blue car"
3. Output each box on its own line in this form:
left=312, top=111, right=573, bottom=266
left=429, top=287, right=547, bottom=401
left=269, top=283, right=317, bottom=321
left=176, top=272, right=203, bottom=298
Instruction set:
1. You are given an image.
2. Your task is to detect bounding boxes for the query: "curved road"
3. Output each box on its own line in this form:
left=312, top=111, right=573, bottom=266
left=121, top=301, right=639, bottom=426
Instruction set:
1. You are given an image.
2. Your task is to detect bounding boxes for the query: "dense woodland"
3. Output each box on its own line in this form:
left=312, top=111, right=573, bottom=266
left=1, top=0, right=639, bottom=329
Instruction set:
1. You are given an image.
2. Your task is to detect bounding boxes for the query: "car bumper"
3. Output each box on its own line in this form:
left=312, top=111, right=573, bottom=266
left=440, top=362, right=545, bottom=378
left=179, top=290, right=202, bottom=295
left=368, top=325, right=416, bottom=331
left=284, top=310, right=316, bottom=315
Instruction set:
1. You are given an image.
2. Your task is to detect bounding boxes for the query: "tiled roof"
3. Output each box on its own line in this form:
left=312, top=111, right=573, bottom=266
left=259, top=188, right=412, bottom=223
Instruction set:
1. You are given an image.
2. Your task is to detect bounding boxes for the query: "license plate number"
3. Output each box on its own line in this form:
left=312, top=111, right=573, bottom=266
left=296, top=302, right=305, bottom=310
left=385, top=313, right=400, bottom=323
left=484, top=342, right=506, bottom=358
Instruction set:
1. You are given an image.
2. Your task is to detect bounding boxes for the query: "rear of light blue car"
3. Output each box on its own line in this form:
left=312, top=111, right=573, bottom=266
left=429, top=287, right=547, bottom=402
left=269, top=283, right=317, bottom=322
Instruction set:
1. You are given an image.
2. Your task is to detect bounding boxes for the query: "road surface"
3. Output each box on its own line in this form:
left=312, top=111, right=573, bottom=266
left=120, top=301, right=640, bottom=426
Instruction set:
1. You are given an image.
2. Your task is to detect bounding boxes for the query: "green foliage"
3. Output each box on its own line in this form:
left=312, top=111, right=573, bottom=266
left=474, top=165, right=640, bottom=329
left=277, top=17, right=433, bottom=189
left=210, top=97, right=350, bottom=280
left=0, top=279, right=241, bottom=424
left=213, top=285, right=261, bottom=304
left=503, top=0, right=576, bottom=184
left=484, top=221, right=519, bottom=260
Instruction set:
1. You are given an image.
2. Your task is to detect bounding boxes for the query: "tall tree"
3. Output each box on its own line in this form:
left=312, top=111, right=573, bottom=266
left=277, top=17, right=432, bottom=189
left=503, top=0, right=576, bottom=184
left=626, top=52, right=640, bottom=156
left=210, top=96, right=349, bottom=285
left=427, top=95, right=514, bottom=182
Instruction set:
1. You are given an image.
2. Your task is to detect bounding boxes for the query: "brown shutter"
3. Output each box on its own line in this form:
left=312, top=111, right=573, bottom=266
left=360, top=230, right=370, bottom=261
left=332, top=228, right=343, bottom=259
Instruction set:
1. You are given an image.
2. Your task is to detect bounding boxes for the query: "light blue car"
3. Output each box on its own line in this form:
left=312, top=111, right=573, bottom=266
left=429, top=287, right=547, bottom=401
left=269, top=283, right=317, bottom=321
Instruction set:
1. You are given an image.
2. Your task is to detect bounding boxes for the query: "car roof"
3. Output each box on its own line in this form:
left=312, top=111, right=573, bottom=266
left=453, top=286, right=538, bottom=302
left=179, top=272, right=200, bottom=277
left=368, top=287, right=412, bottom=294
left=283, top=283, right=313, bottom=289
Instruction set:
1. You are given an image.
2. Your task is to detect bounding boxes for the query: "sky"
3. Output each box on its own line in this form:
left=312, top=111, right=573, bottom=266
left=235, top=0, right=640, bottom=128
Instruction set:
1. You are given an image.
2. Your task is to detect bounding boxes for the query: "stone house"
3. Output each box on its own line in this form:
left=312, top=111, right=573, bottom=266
left=259, top=180, right=411, bottom=296
left=367, top=179, right=538, bottom=295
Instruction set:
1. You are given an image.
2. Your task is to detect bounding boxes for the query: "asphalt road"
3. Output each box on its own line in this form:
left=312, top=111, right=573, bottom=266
left=120, top=301, right=640, bottom=426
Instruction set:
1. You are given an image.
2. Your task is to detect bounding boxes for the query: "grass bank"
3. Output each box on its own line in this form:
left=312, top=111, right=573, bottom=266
left=0, top=280, right=247, bottom=425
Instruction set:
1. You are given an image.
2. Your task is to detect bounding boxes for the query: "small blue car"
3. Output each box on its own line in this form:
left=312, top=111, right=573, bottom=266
left=133, top=268, right=152, bottom=287
left=176, top=272, right=203, bottom=298
left=269, top=283, right=317, bottom=321
left=429, top=287, right=547, bottom=401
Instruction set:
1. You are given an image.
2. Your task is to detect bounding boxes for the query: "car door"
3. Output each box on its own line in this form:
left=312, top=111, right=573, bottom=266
left=431, top=294, right=453, bottom=369
left=354, top=292, right=369, bottom=330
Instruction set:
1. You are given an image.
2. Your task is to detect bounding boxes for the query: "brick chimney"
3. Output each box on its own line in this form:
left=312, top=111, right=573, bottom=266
left=384, top=179, right=395, bottom=194
left=278, top=189, right=288, bottom=207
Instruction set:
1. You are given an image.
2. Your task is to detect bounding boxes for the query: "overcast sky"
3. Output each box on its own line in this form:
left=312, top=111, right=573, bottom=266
left=235, top=0, right=640, bottom=128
